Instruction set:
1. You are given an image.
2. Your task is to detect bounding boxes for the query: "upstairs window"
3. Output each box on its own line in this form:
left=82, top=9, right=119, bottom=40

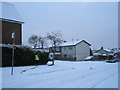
left=69, top=46, right=73, bottom=50
left=64, top=47, right=67, bottom=50
left=55, top=47, right=60, bottom=51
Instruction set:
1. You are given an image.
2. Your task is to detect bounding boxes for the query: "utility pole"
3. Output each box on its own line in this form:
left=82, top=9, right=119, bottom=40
left=11, top=32, right=16, bottom=75
left=11, top=45, right=14, bottom=75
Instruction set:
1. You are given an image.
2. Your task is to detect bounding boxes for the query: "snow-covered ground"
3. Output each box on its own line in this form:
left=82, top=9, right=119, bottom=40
left=2, top=60, right=118, bottom=88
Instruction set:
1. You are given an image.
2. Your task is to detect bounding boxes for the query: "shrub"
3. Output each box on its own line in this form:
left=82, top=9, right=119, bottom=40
left=2, top=45, right=49, bottom=67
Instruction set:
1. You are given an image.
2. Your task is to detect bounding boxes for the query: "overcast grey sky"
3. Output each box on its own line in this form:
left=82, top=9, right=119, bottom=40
left=11, top=2, right=118, bottom=49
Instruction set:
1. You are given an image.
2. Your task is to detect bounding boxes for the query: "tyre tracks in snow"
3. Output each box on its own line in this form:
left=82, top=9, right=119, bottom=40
left=39, top=64, right=117, bottom=88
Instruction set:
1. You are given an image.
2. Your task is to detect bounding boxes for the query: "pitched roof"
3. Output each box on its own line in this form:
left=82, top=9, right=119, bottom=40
left=1, top=2, right=24, bottom=24
left=96, top=49, right=112, bottom=53
left=59, top=40, right=91, bottom=47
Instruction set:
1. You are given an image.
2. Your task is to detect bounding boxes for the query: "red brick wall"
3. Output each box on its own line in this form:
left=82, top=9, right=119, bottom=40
left=2, top=21, right=22, bottom=45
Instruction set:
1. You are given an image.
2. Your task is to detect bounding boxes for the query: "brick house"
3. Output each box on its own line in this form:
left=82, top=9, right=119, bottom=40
left=0, top=2, right=24, bottom=45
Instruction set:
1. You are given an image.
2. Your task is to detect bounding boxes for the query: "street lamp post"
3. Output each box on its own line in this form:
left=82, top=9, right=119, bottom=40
left=11, top=32, right=16, bottom=75
left=11, top=46, right=15, bottom=75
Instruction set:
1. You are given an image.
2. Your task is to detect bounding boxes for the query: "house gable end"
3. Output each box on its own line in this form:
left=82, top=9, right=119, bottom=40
left=75, top=40, right=91, bottom=46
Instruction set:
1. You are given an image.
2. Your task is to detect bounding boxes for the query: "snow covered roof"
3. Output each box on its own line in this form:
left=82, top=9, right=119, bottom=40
left=96, top=48, right=112, bottom=53
left=59, top=40, right=91, bottom=47
left=0, top=44, right=13, bottom=48
left=93, top=53, right=101, bottom=56
left=60, top=41, right=80, bottom=46
left=1, top=2, right=24, bottom=24
left=104, top=49, right=112, bottom=52
left=113, top=49, right=120, bottom=53
left=102, top=54, right=107, bottom=56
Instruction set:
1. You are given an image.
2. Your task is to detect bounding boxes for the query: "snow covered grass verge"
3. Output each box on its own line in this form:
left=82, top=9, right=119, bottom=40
left=2, top=60, right=118, bottom=88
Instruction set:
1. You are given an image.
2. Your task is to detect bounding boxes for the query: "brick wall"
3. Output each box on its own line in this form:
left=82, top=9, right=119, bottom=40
left=1, top=21, right=22, bottom=45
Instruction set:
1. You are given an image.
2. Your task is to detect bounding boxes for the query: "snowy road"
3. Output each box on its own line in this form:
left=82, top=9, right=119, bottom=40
left=2, top=60, right=118, bottom=88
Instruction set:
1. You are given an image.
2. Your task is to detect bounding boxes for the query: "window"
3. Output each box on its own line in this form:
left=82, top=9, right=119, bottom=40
left=55, top=47, right=60, bottom=51
left=69, top=46, right=73, bottom=50
left=64, top=47, right=67, bottom=50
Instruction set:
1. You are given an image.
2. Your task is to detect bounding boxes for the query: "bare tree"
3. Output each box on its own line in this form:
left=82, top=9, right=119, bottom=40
left=47, top=31, right=63, bottom=65
left=47, top=31, right=63, bottom=54
left=38, top=36, right=47, bottom=49
left=47, top=31, right=63, bottom=47
left=28, top=35, right=38, bottom=49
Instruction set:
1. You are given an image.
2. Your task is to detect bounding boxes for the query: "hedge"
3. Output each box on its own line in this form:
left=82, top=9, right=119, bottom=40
left=2, top=46, right=49, bottom=67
